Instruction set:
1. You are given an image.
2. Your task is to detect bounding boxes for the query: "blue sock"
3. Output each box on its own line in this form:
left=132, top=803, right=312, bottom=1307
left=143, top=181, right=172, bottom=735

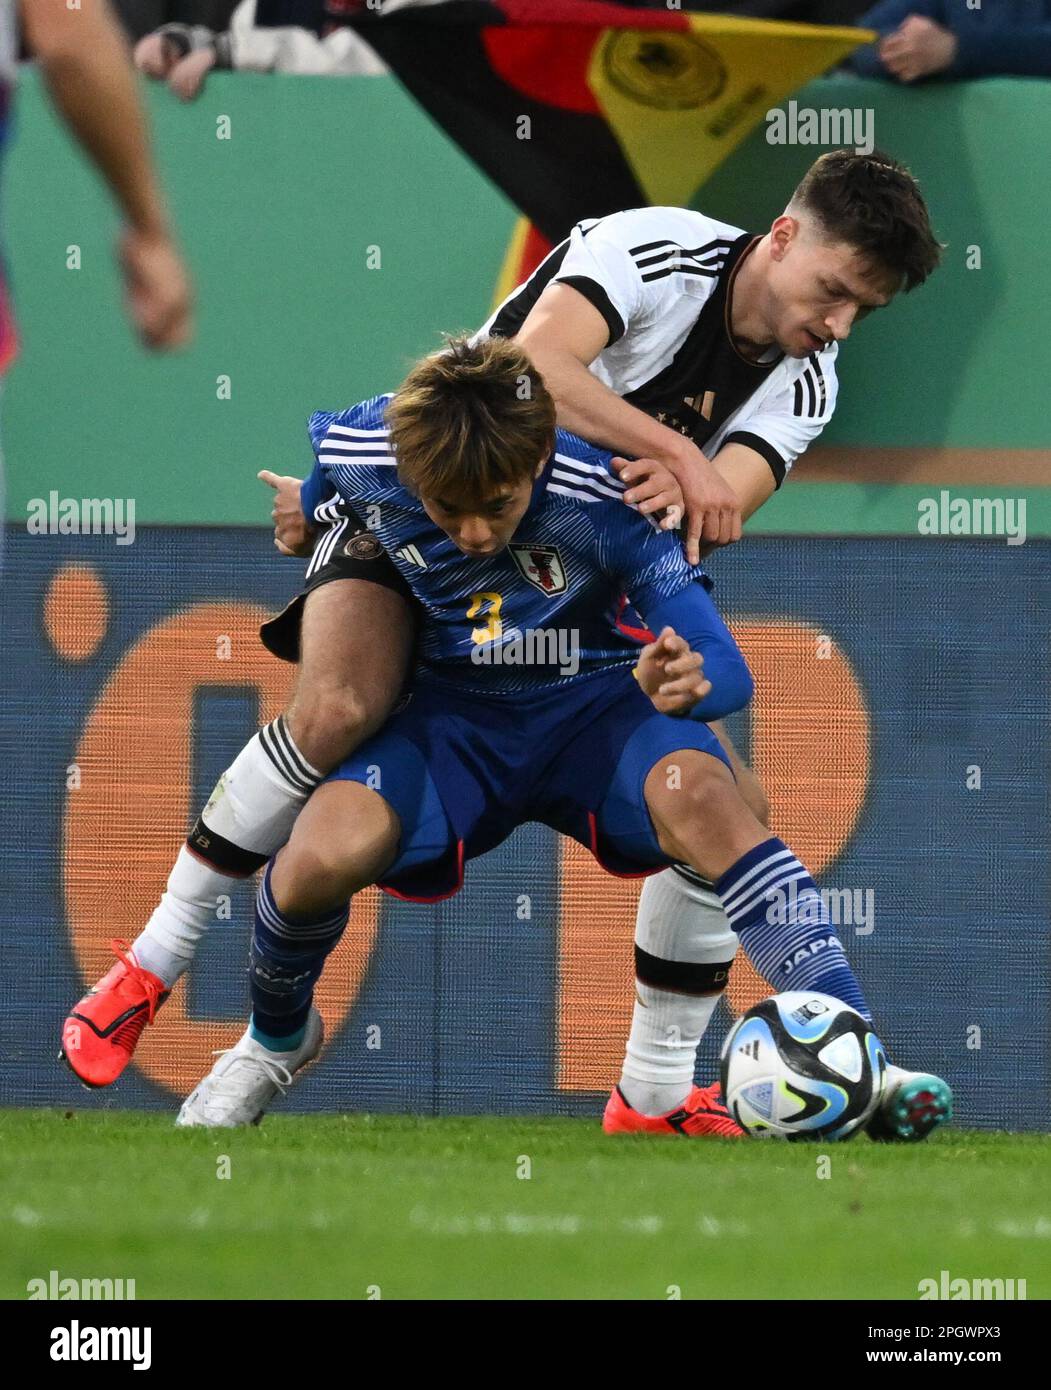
left=248, top=861, right=349, bottom=1050
left=249, top=1018, right=308, bottom=1053
left=714, top=838, right=873, bottom=1021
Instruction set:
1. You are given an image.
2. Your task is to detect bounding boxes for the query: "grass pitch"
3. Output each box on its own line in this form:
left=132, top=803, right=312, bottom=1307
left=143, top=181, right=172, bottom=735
left=1, top=1109, right=1048, bottom=1300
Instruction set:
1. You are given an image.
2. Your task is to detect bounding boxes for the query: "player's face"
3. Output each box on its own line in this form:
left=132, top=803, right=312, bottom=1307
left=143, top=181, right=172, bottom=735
left=766, top=216, right=900, bottom=358
left=422, top=464, right=543, bottom=557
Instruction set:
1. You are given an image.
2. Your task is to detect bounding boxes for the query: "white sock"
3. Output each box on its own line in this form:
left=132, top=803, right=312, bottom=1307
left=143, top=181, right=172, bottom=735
left=619, top=866, right=739, bottom=1117
left=132, top=718, right=323, bottom=987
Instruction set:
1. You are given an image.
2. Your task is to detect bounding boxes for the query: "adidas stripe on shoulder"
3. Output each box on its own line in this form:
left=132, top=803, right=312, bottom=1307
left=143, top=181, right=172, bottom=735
left=310, top=394, right=394, bottom=458
left=546, top=431, right=625, bottom=506
left=793, top=354, right=831, bottom=420
left=628, top=234, right=734, bottom=285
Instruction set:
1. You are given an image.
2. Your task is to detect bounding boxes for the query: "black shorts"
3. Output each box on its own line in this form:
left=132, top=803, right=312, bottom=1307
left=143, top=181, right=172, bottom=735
left=260, top=503, right=414, bottom=663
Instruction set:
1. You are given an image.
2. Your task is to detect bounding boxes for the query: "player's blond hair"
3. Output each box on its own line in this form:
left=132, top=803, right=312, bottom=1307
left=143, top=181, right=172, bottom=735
left=387, top=335, right=556, bottom=503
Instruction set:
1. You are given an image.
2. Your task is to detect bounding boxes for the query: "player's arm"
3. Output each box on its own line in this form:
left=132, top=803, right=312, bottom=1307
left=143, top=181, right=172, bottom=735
left=618, top=345, right=838, bottom=559
left=604, top=499, right=752, bottom=721
left=613, top=438, right=774, bottom=564
left=701, top=346, right=839, bottom=552
left=298, top=459, right=330, bottom=523
left=517, top=279, right=741, bottom=561
left=633, top=625, right=711, bottom=715
left=256, top=401, right=358, bottom=558
left=258, top=467, right=319, bottom=557
left=617, top=438, right=775, bottom=538
left=700, top=441, right=779, bottom=553
left=711, top=441, right=777, bottom=521
left=21, top=0, right=192, bottom=349
left=638, top=583, right=753, bottom=722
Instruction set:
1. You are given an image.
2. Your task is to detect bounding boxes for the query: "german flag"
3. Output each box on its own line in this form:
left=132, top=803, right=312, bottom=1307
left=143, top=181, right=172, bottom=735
left=257, top=1, right=872, bottom=281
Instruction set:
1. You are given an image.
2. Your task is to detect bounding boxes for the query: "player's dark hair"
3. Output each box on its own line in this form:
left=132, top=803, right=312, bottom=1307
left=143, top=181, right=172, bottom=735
left=790, top=149, right=942, bottom=291
left=387, top=335, right=556, bottom=503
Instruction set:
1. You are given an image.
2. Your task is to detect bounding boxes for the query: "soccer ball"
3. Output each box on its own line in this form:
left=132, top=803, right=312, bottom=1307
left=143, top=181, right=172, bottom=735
left=720, top=992, right=887, bottom=1141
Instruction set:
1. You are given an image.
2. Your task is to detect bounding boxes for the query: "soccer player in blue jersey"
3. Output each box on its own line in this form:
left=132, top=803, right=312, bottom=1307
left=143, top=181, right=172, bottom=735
left=175, top=337, right=891, bottom=1131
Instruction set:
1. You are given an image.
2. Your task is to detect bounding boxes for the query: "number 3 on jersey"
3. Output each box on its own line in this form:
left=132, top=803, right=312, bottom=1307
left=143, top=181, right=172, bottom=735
left=467, top=591, right=503, bottom=645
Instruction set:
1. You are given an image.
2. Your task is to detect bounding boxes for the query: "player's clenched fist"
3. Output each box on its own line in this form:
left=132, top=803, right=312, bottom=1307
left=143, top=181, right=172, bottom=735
left=633, top=626, right=712, bottom=716
left=258, top=470, right=316, bottom=556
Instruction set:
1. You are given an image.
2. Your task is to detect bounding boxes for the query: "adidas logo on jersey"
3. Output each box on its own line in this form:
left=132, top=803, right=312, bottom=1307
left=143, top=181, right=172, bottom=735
left=394, top=544, right=427, bottom=569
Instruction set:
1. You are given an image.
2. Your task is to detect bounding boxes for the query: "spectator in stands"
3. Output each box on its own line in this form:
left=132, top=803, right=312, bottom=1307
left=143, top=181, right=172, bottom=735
left=112, top=0, right=237, bottom=43
left=132, top=0, right=407, bottom=102
left=135, top=0, right=879, bottom=103
left=850, top=0, right=1051, bottom=81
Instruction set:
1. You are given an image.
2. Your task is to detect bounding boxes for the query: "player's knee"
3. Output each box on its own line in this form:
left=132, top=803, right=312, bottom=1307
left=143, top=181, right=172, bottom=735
left=271, top=841, right=361, bottom=915
left=286, top=685, right=375, bottom=772
left=275, top=794, right=397, bottom=911
left=659, top=756, right=734, bottom=836
left=688, top=756, right=736, bottom=811
left=676, top=756, right=769, bottom=856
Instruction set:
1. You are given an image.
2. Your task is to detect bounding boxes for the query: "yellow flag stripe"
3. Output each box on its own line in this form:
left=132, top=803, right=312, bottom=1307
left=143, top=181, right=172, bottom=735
left=685, top=15, right=877, bottom=43
left=590, top=16, right=879, bottom=209
left=490, top=216, right=533, bottom=313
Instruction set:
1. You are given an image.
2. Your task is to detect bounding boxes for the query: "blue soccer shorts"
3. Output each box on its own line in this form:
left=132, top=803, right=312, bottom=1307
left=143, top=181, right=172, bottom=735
left=325, top=665, right=732, bottom=901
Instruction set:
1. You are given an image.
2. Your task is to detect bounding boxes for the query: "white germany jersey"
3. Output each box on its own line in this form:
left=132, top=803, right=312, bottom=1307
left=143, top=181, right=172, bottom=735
left=479, top=205, right=839, bottom=487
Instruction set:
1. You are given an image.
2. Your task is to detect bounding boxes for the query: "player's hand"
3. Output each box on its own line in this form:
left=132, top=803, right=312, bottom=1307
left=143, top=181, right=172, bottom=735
left=258, top=470, right=316, bottom=557
left=634, top=626, right=711, bottom=716
left=612, top=456, right=684, bottom=530
left=119, top=226, right=193, bottom=350
left=878, top=16, right=958, bottom=83
left=664, top=442, right=742, bottom=564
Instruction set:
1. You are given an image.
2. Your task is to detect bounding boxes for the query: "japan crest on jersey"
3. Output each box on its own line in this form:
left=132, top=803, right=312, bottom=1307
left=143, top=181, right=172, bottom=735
left=510, top=543, right=567, bottom=596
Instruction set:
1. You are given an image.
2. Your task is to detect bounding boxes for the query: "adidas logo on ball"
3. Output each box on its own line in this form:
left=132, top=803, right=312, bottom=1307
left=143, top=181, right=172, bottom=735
left=720, top=991, right=887, bottom=1140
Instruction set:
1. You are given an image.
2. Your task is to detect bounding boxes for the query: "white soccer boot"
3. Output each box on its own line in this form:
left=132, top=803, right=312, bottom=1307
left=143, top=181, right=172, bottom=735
left=176, top=1008, right=323, bottom=1128
left=866, top=1063, right=953, bottom=1142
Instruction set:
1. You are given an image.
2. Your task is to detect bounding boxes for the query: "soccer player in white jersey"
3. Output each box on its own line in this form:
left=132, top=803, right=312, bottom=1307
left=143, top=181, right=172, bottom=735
left=61, top=150, right=951, bottom=1141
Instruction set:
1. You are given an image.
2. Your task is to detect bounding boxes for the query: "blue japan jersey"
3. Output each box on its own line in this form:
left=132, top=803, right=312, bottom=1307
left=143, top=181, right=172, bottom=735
left=310, top=394, right=711, bottom=695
